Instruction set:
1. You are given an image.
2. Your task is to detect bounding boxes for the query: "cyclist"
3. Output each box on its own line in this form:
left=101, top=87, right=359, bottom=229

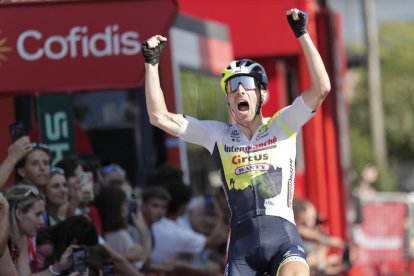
left=141, top=8, right=330, bottom=276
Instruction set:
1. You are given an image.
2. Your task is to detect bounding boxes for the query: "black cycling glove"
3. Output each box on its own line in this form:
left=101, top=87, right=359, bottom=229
left=141, top=40, right=166, bottom=65
left=287, top=11, right=308, bottom=38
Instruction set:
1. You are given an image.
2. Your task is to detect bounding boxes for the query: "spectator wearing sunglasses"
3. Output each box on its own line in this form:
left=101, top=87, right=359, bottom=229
left=0, top=185, right=73, bottom=275
left=0, top=136, right=33, bottom=190
left=14, top=142, right=51, bottom=194
left=142, top=8, right=330, bottom=276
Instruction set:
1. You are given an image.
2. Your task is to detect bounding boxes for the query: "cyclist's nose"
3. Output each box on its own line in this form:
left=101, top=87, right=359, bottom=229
left=235, top=83, right=246, bottom=94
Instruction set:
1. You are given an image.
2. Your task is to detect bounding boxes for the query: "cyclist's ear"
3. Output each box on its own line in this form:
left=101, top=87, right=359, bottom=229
left=225, top=96, right=229, bottom=105
left=261, top=90, right=268, bottom=105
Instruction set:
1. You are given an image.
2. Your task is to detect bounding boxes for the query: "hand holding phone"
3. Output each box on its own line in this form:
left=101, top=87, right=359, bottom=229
left=80, top=172, right=94, bottom=197
left=9, top=122, right=26, bottom=142
left=72, top=247, right=87, bottom=273
left=128, top=201, right=139, bottom=224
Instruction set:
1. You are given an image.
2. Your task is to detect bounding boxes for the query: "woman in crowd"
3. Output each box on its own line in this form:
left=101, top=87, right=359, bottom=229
left=44, top=167, right=68, bottom=227
left=95, top=185, right=149, bottom=272
left=56, top=156, right=102, bottom=235
left=0, top=184, right=75, bottom=276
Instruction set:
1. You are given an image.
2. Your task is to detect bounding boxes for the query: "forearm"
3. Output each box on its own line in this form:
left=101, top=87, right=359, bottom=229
left=299, top=33, right=331, bottom=109
left=297, top=225, right=325, bottom=243
left=145, top=63, right=168, bottom=122
left=103, top=244, right=144, bottom=276
left=0, top=156, right=17, bottom=189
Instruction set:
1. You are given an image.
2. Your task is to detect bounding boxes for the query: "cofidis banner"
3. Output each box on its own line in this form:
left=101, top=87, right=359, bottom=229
left=0, top=0, right=177, bottom=94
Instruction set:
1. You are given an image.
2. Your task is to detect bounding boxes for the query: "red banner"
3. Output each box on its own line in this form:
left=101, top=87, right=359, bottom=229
left=0, top=0, right=177, bottom=94
left=353, top=201, right=407, bottom=265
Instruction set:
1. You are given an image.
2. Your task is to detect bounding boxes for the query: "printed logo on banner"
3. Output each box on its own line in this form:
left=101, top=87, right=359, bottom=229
left=17, top=25, right=141, bottom=61
left=38, top=94, right=76, bottom=165
left=0, top=31, right=12, bottom=64
left=44, top=112, right=70, bottom=165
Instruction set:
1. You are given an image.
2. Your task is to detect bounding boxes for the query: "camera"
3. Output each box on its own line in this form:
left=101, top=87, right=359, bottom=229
left=72, top=247, right=87, bottom=273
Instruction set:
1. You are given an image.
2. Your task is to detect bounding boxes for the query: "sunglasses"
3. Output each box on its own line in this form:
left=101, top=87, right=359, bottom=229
left=20, top=186, right=40, bottom=200
left=31, top=143, right=50, bottom=152
left=226, top=76, right=258, bottom=94
left=51, top=167, right=65, bottom=176
left=102, top=163, right=125, bottom=177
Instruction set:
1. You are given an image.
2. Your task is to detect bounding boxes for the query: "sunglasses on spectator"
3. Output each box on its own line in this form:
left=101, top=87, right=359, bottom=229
left=19, top=186, right=40, bottom=201
left=101, top=163, right=126, bottom=177
left=51, top=167, right=65, bottom=176
left=225, top=76, right=258, bottom=94
left=31, top=142, right=50, bottom=152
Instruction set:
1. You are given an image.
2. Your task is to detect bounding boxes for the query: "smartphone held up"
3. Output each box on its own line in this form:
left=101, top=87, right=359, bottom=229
left=72, top=247, right=87, bottom=273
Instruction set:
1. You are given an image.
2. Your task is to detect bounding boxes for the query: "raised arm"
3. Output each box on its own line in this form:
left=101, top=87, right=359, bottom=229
left=142, top=35, right=183, bottom=136
left=0, top=137, right=32, bottom=189
left=287, top=9, right=331, bottom=111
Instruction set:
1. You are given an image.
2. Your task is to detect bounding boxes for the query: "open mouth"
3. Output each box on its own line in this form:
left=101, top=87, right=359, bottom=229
left=238, top=100, right=249, bottom=112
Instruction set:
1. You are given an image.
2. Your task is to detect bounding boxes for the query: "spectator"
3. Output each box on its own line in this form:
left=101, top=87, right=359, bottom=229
left=130, top=185, right=171, bottom=273
left=0, top=137, right=32, bottom=190
left=293, top=198, right=347, bottom=275
left=14, top=142, right=51, bottom=194
left=148, top=165, right=222, bottom=275
left=79, top=153, right=103, bottom=198
left=177, top=194, right=228, bottom=271
left=95, top=185, right=148, bottom=271
left=43, top=167, right=68, bottom=227
left=39, top=215, right=144, bottom=276
left=40, top=215, right=98, bottom=274
left=56, top=156, right=102, bottom=235
left=0, top=184, right=73, bottom=275
left=355, top=162, right=378, bottom=199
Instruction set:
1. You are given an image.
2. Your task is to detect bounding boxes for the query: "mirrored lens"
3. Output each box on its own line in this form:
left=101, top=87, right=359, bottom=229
left=227, top=76, right=257, bottom=93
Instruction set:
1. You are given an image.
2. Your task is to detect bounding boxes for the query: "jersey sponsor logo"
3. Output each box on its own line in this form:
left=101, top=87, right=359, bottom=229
left=232, top=153, right=269, bottom=164
left=230, top=129, right=241, bottom=142
left=256, top=125, right=270, bottom=140
left=235, top=163, right=269, bottom=175
left=224, top=136, right=277, bottom=153
left=287, top=158, right=294, bottom=208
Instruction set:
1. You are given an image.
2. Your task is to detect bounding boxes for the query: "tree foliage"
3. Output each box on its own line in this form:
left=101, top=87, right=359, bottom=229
left=349, top=22, right=414, bottom=190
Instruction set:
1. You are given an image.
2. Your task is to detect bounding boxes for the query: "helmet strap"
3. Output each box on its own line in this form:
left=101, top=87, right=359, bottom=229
left=255, top=89, right=263, bottom=116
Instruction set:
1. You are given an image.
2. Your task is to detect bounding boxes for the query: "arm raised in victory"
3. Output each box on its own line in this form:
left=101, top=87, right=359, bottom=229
left=142, top=35, right=183, bottom=136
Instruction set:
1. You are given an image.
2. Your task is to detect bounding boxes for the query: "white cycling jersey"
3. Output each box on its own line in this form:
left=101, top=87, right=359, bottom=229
left=179, top=96, right=314, bottom=224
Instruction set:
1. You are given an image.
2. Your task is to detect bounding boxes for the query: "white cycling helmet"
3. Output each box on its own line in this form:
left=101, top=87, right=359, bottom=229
left=220, top=59, right=268, bottom=95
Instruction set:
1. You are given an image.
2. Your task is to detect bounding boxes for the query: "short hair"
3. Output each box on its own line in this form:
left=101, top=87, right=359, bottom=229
left=5, top=184, right=44, bottom=242
left=55, top=155, right=85, bottom=179
left=142, top=186, right=171, bottom=203
left=147, top=164, right=192, bottom=216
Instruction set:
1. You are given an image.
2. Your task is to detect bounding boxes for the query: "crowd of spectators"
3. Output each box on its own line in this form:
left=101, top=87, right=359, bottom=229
left=0, top=136, right=229, bottom=275
left=0, top=135, right=352, bottom=275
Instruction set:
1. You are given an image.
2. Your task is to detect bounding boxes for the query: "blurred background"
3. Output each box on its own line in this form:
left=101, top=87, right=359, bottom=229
left=0, top=0, right=413, bottom=275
